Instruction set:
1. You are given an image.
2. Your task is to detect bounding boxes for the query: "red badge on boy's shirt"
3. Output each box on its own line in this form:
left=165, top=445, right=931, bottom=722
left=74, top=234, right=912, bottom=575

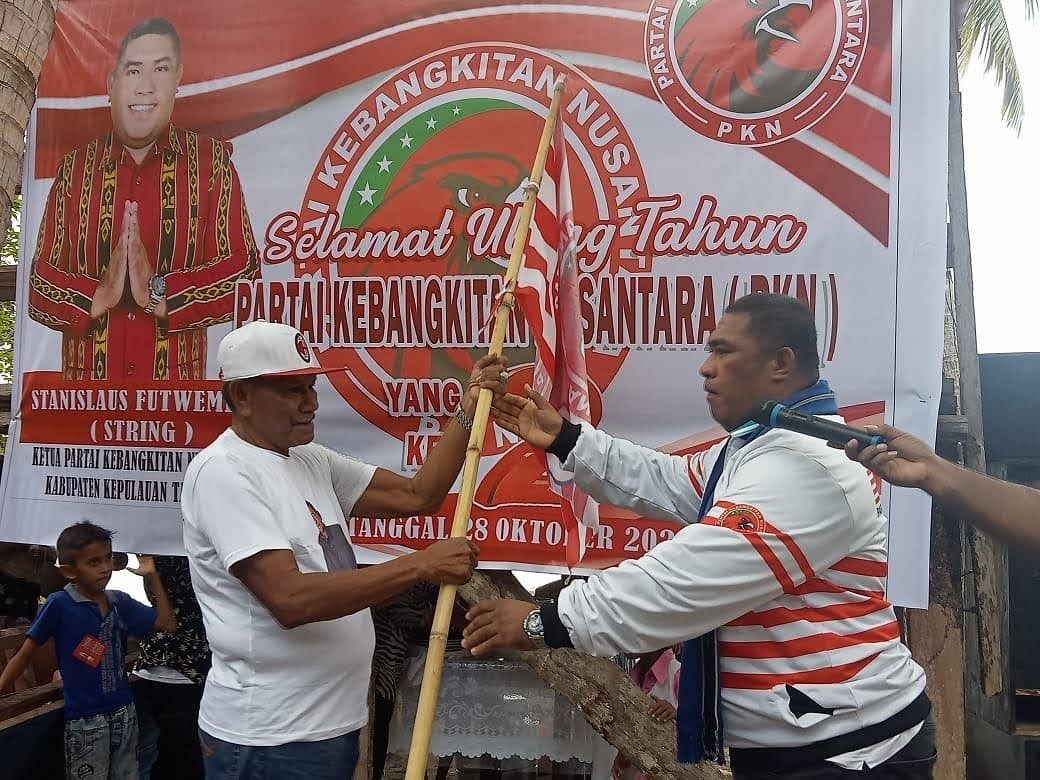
left=72, top=634, right=106, bottom=668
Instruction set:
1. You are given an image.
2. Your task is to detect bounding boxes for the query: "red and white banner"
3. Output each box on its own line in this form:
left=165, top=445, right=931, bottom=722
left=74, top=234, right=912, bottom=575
left=0, top=0, right=949, bottom=606
left=516, top=115, right=600, bottom=567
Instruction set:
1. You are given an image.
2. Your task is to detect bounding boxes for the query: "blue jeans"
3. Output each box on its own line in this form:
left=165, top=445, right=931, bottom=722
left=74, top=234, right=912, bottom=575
left=65, top=702, right=139, bottom=780
left=198, top=729, right=360, bottom=780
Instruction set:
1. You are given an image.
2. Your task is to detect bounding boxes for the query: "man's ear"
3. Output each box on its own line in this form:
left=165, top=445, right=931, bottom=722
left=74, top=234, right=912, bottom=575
left=227, top=380, right=252, bottom=415
left=772, top=346, right=798, bottom=380
left=57, top=563, right=76, bottom=581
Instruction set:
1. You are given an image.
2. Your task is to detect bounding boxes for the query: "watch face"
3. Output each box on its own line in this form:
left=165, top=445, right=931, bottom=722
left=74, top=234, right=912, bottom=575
left=525, top=609, right=544, bottom=636
left=149, top=275, right=166, bottom=297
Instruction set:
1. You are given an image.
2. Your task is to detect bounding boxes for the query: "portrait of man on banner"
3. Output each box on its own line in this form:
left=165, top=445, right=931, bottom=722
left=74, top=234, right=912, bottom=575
left=26, top=16, right=259, bottom=382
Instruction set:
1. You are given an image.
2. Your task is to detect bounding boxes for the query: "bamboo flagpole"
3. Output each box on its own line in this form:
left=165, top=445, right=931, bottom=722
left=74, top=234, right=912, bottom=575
left=403, top=75, right=568, bottom=779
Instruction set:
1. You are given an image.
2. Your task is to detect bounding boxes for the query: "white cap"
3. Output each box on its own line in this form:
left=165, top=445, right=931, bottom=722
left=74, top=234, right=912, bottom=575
left=218, top=321, right=333, bottom=381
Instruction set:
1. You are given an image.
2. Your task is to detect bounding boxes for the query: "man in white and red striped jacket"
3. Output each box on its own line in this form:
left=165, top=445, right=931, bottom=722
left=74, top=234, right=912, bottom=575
left=465, top=293, right=935, bottom=779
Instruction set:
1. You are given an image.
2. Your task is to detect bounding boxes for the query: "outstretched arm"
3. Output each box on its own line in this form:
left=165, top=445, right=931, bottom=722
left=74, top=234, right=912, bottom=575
left=0, top=638, right=40, bottom=695
left=352, top=355, right=507, bottom=517
left=493, top=385, right=710, bottom=524
left=465, top=448, right=854, bottom=656
left=232, top=540, right=478, bottom=629
left=847, top=423, right=1040, bottom=554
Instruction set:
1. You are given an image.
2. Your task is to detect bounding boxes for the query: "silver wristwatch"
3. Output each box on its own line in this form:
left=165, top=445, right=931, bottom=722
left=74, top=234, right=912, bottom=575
left=144, top=274, right=166, bottom=314
left=522, top=606, right=547, bottom=650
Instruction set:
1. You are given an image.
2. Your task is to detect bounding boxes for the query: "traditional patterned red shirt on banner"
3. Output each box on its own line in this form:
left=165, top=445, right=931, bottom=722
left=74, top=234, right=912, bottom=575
left=27, top=126, right=259, bottom=381
left=515, top=119, right=600, bottom=568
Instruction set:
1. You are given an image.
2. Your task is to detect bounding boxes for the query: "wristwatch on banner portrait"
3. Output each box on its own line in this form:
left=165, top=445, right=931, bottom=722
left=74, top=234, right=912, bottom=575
left=144, top=274, right=166, bottom=315
left=522, top=606, right=547, bottom=650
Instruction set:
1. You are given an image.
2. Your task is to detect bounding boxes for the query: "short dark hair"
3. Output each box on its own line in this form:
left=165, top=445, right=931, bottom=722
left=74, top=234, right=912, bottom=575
left=725, top=293, right=820, bottom=380
left=115, top=17, right=181, bottom=68
left=56, top=521, right=113, bottom=566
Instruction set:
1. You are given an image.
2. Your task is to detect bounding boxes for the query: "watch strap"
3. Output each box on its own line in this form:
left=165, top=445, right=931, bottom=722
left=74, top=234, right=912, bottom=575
left=539, top=601, right=574, bottom=649
left=144, top=275, right=165, bottom=314
left=523, top=607, right=547, bottom=650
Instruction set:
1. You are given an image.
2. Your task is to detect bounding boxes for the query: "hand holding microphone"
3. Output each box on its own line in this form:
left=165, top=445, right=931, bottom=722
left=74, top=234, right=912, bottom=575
left=752, top=401, right=886, bottom=448
left=843, top=422, right=942, bottom=491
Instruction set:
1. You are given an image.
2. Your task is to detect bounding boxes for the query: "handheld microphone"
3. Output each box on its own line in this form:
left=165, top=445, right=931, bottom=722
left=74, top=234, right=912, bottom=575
left=752, top=401, right=885, bottom=448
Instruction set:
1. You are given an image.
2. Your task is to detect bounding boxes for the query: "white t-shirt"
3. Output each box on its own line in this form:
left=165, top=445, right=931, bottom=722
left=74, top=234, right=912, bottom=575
left=182, top=428, right=377, bottom=746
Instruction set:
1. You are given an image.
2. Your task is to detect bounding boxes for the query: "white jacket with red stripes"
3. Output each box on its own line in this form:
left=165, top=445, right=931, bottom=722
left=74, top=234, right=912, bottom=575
left=555, top=420, right=927, bottom=752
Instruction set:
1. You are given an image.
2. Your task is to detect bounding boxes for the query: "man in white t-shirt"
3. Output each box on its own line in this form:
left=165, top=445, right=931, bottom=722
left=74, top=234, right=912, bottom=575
left=182, top=321, right=506, bottom=779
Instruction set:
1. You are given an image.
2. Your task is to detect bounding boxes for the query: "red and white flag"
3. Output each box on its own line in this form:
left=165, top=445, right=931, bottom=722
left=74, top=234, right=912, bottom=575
left=515, top=117, right=600, bottom=568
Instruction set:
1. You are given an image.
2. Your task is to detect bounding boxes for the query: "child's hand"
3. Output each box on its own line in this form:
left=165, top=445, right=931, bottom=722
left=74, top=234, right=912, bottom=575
left=649, top=696, right=676, bottom=722
left=127, top=555, right=156, bottom=578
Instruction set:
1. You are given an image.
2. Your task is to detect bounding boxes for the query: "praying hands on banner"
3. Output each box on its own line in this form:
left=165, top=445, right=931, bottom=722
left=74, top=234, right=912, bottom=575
left=90, top=200, right=166, bottom=321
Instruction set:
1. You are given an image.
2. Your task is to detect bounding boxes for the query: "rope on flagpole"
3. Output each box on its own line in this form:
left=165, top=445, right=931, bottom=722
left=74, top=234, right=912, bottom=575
left=403, top=74, right=568, bottom=780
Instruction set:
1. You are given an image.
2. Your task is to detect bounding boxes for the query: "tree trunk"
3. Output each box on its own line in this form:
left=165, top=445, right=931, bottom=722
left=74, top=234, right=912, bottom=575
left=0, top=0, right=58, bottom=231
left=906, top=504, right=966, bottom=780
left=947, top=20, right=1005, bottom=703
left=458, top=573, right=726, bottom=780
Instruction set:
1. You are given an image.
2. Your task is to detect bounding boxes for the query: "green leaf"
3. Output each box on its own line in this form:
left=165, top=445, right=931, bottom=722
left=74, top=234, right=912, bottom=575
left=0, top=301, right=14, bottom=382
left=2, top=195, right=19, bottom=262
left=959, top=0, right=1026, bottom=132
left=0, top=195, right=16, bottom=392
left=0, top=195, right=17, bottom=452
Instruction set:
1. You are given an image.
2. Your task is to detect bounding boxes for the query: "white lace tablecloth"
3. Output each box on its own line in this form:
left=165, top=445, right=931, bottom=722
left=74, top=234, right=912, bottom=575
left=388, top=650, right=615, bottom=767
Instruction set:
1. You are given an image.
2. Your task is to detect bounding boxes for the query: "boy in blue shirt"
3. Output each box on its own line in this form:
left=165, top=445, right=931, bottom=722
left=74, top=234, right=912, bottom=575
left=0, top=521, right=176, bottom=779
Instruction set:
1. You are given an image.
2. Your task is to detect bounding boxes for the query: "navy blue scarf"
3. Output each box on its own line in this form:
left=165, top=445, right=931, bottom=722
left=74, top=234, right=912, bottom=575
left=676, top=380, right=839, bottom=764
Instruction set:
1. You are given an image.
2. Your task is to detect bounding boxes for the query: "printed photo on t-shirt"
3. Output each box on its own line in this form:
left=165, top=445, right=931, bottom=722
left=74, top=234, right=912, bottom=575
left=319, top=524, right=358, bottom=571
left=306, top=500, right=358, bottom=571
